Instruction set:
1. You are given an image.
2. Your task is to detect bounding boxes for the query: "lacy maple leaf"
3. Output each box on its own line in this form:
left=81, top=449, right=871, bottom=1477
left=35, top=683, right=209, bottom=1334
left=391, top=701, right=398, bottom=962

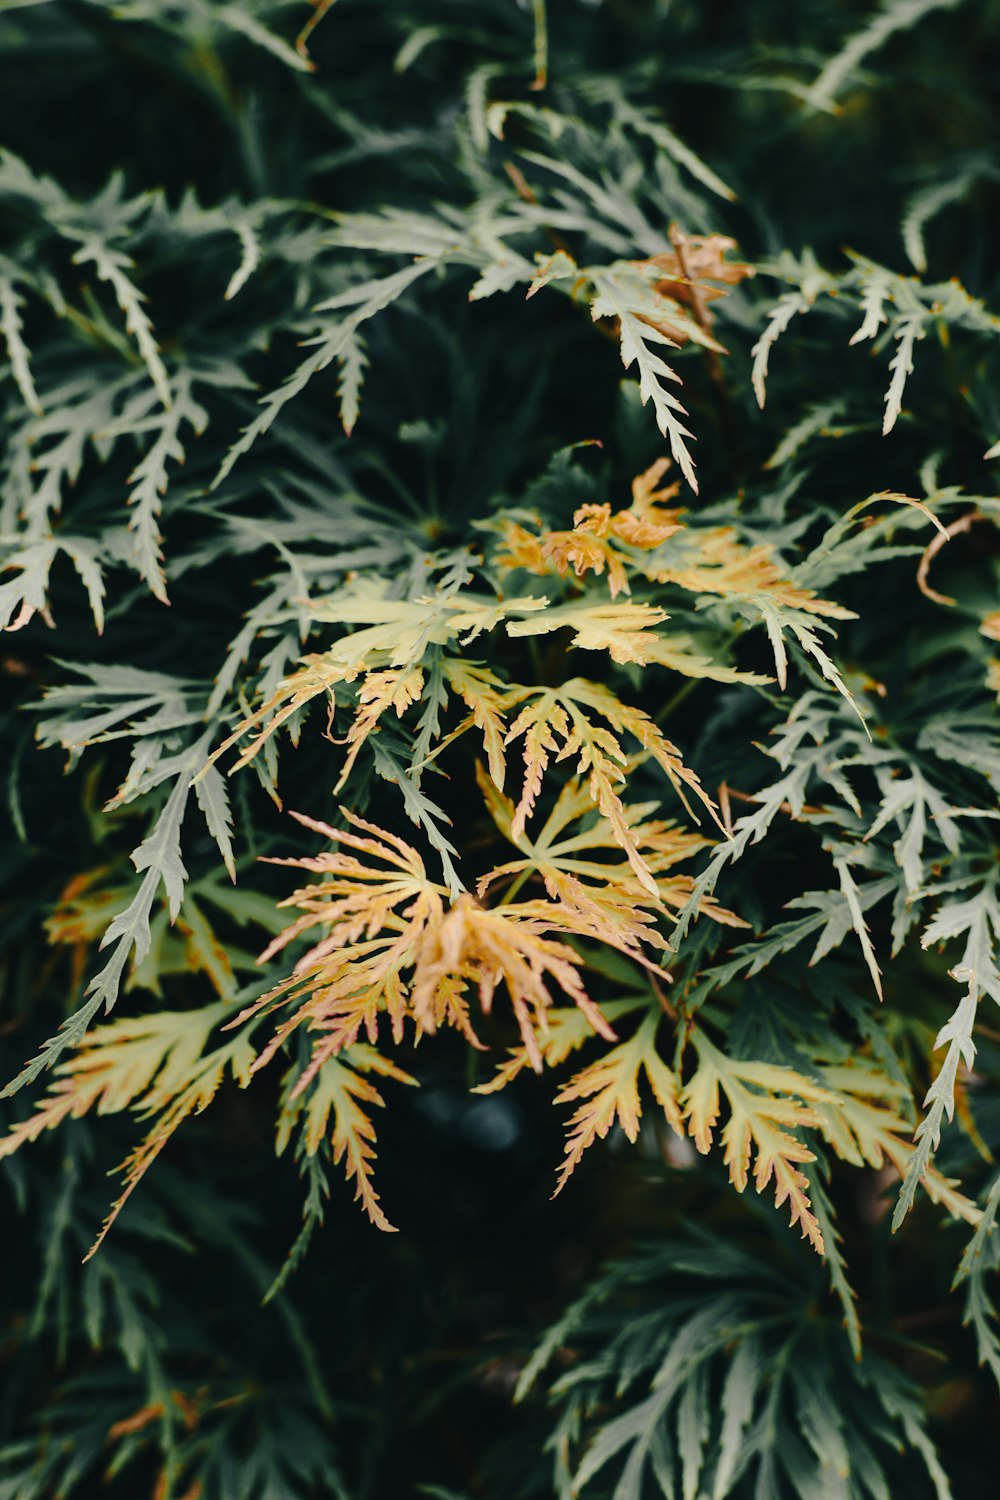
left=496, top=458, right=682, bottom=598
left=237, top=808, right=659, bottom=1084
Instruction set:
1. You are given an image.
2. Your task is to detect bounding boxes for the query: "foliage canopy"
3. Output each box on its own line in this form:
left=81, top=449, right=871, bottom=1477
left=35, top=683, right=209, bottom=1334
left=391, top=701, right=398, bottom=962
left=1, top=2, right=999, bottom=1497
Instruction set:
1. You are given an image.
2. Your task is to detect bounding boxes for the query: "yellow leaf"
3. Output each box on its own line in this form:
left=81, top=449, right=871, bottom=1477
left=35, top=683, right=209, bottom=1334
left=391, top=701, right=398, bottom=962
left=409, top=893, right=617, bottom=1070
left=244, top=808, right=448, bottom=1074
left=199, top=581, right=546, bottom=781
left=86, top=1027, right=255, bottom=1259
left=0, top=1001, right=229, bottom=1161
left=650, top=525, right=855, bottom=693
left=306, top=581, right=548, bottom=659
left=813, top=1061, right=980, bottom=1226
left=476, top=762, right=745, bottom=935
left=0, top=1000, right=256, bottom=1258
left=176, top=897, right=237, bottom=998
left=507, top=599, right=670, bottom=664
left=501, top=677, right=721, bottom=896
left=653, top=526, right=854, bottom=620
left=475, top=998, right=644, bottom=1095
left=634, top=631, right=770, bottom=684
left=553, top=1011, right=682, bottom=1192
left=243, top=811, right=649, bottom=1093
left=681, top=1031, right=832, bottom=1252
left=334, top=666, right=424, bottom=792
left=442, top=659, right=509, bottom=788
left=277, top=1044, right=416, bottom=1233
left=638, top=234, right=754, bottom=334
left=496, top=478, right=682, bottom=598
left=631, top=456, right=681, bottom=510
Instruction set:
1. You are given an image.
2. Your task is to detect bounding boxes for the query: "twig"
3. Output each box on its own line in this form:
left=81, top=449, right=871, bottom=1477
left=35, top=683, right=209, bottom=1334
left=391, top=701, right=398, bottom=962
left=916, top=508, right=977, bottom=607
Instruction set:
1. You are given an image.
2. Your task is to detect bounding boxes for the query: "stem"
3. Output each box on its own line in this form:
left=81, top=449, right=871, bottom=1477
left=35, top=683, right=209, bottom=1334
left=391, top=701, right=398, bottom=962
left=653, top=674, right=702, bottom=726
left=498, top=867, right=534, bottom=906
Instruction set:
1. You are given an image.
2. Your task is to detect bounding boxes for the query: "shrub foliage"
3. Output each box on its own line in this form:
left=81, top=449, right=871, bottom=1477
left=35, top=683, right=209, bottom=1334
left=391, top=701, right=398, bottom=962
left=1, top=2, right=999, bottom=1497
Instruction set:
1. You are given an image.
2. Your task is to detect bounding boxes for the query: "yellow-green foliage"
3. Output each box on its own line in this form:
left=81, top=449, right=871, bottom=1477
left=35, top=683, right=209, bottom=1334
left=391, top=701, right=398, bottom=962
left=1, top=3, right=999, bottom=1497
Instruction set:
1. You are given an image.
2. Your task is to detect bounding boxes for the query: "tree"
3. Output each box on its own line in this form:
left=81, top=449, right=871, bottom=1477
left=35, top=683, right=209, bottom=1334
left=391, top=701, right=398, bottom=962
left=1, top=2, right=998, bottom=1496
